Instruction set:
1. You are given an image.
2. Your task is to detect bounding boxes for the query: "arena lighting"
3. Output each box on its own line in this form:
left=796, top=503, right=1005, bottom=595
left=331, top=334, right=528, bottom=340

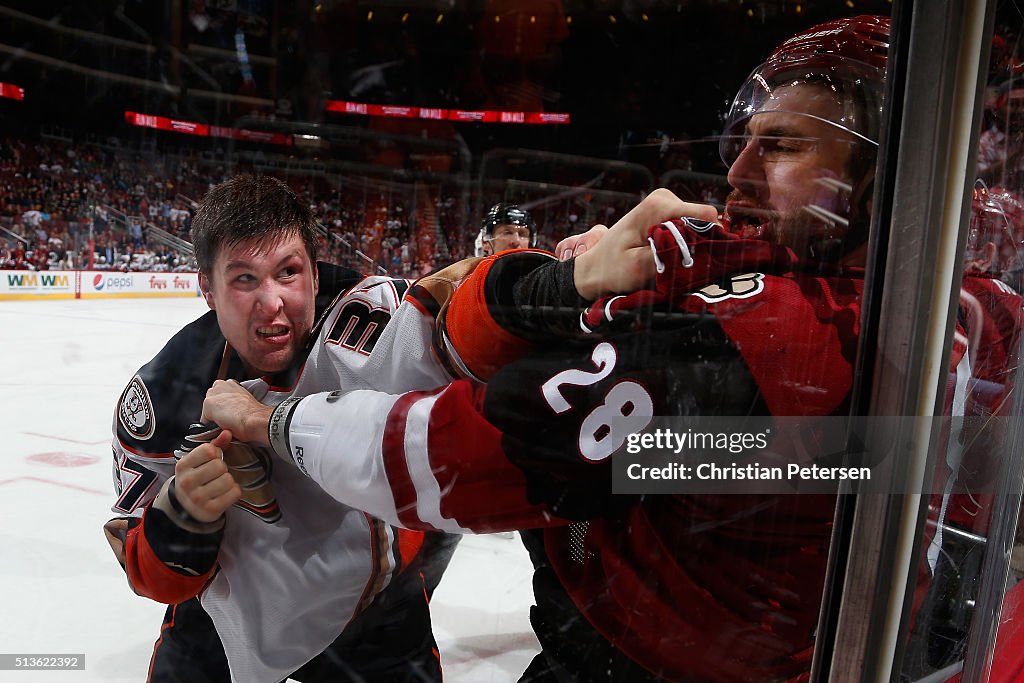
left=0, top=82, right=25, bottom=100
left=324, top=99, right=571, bottom=125
left=123, top=111, right=293, bottom=146
left=294, top=133, right=325, bottom=149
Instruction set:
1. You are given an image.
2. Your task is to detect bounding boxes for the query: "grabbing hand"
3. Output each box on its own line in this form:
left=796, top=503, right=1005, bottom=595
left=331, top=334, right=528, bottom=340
left=202, top=379, right=274, bottom=446
left=555, top=224, right=609, bottom=262
left=571, top=188, right=719, bottom=301
left=174, top=430, right=242, bottom=523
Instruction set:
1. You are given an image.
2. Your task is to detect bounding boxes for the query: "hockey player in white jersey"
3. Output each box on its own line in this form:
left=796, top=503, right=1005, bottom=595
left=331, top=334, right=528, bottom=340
left=105, top=175, right=460, bottom=683
left=175, top=187, right=710, bottom=682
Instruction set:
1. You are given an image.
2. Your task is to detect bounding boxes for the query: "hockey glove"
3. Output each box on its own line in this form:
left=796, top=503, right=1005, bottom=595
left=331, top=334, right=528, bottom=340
left=176, top=422, right=281, bottom=524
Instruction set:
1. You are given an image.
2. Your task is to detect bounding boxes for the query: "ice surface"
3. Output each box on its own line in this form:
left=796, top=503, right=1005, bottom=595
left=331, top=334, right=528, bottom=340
left=0, top=297, right=537, bottom=682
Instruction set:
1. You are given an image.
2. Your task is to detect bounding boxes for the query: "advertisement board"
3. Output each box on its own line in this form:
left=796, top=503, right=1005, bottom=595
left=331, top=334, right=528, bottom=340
left=78, top=272, right=200, bottom=299
left=0, top=270, right=77, bottom=300
left=0, top=271, right=201, bottom=301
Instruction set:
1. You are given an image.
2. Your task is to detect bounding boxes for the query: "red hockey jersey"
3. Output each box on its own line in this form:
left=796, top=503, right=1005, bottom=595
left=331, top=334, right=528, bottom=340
left=270, top=222, right=871, bottom=682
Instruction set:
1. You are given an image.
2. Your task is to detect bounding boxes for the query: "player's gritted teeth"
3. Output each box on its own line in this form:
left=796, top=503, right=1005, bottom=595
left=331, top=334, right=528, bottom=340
left=256, top=325, right=290, bottom=341
left=725, top=196, right=774, bottom=239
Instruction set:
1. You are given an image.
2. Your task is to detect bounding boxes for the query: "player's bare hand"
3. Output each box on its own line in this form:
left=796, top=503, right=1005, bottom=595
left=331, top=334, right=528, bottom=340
left=572, top=188, right=719, bottom=300
left=555, top=224, right=609, bottom=262
left=202, top=379, right=274, bottom=445
left=174, top=430, right=242, bottom=523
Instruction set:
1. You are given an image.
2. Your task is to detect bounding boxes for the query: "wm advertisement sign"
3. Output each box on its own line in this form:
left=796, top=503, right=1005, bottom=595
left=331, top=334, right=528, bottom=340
left=7, top=272, right=71, bottom=288
left=1, top=271, right=75, bottom=299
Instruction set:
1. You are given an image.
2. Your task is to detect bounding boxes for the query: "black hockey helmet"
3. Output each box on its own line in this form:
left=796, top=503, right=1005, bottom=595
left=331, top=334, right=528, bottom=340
left=477, top=203, right=537, bottom=255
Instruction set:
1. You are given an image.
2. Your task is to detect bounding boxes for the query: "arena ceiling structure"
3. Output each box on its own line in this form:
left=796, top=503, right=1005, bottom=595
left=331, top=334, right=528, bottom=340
left=0, top=0, right=894, bottom=162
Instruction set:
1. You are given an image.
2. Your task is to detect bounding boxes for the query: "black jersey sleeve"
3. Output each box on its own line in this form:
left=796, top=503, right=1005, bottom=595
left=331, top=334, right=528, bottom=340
left=488, top=254, right=589, bottom=340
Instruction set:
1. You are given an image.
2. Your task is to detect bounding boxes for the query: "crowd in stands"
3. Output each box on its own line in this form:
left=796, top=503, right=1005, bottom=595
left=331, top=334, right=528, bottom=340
left=0, top=136, right=203, bottom=271
left=1, top=133, right=733, bottom=278
left=0, top=136, right=470, bottom=277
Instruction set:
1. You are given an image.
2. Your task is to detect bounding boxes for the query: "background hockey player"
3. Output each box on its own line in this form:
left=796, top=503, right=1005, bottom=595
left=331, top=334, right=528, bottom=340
left=474, top=203, right=536, bottom=256
left=104, top=175, right=459, bottom=683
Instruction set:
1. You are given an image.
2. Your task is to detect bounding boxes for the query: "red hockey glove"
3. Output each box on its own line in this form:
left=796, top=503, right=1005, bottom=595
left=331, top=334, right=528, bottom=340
left=581, top=217, right=794, bottom=332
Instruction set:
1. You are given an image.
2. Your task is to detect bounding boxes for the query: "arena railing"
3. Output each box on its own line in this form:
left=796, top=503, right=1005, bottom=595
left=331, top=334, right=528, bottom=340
left=143, top=222, right=194, bottom=259
left=315, top=220, right=385, bottom=276
left=1, top=225, right=31, bottom=247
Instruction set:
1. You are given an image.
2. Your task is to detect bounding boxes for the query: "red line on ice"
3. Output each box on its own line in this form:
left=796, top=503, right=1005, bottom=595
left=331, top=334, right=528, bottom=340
left=0, top=476, right=107, bottom=496
left=22, top=432, right=108, bottom=445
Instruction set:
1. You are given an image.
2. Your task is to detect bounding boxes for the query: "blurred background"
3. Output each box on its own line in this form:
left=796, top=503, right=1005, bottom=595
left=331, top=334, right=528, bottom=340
left=0, top=0, right=897, bottom=277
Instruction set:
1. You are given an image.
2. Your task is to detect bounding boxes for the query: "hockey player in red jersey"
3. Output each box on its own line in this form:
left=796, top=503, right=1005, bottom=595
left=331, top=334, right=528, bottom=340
left=956, top=188, right=1024, bottom=523
left=912, top=188, right=1024, bottom=551
left=192, top=16, right=887, bottom=682
left=197, top=14, right=1022, bottom=682
left=904, top=186, right=1024, bottom=678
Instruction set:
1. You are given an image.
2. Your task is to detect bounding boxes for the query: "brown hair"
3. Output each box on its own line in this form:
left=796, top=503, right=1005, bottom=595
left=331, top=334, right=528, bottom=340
left=191, top=175, right=319, bottom=278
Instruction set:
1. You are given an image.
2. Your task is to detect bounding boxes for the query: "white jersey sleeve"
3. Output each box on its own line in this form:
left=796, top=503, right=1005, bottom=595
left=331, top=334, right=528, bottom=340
left=267, top=380, right=559, bottom=535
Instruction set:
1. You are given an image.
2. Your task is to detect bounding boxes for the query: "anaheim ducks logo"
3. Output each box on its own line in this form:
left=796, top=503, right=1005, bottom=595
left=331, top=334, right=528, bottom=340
left=118, top=375, right=155, bottom=440
left=692, top=272, right=766, bottom=303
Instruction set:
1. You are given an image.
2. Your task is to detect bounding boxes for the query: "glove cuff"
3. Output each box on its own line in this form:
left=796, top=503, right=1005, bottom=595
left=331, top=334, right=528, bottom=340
left=268, top=395, right=302, bottom=461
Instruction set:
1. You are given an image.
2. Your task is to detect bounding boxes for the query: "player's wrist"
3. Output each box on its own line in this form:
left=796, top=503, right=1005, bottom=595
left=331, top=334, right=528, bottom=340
left=572, top=252, right=601, bottom=301
left=244, top=403, right=275, bottom=446
left=153, top=477, right=226, bottom=532
left=267, top=396, right=301, bottom=460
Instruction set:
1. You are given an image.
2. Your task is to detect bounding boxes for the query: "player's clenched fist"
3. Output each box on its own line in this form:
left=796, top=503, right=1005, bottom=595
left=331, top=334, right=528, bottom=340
left=572, top=188, right=719, bottom=300
left=173, top=430, right=242, bottom=523
left=202, top=379, right=274, bottom=446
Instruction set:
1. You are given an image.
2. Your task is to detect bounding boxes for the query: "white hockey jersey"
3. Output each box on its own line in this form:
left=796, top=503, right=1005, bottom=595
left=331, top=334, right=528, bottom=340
left=114, top=274, right=455, bottom=683
left=210, top=275, right=455, bottom=683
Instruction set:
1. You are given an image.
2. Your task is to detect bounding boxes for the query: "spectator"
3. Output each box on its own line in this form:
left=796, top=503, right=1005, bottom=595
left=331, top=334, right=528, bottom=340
left=978, top=79, right=1024, bottom=190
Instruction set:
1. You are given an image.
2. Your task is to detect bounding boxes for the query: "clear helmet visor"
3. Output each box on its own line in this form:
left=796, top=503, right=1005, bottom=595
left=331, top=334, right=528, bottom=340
left=717, top=61, right=885, bottom=261
left=720, top=61, right=884, bottom=167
